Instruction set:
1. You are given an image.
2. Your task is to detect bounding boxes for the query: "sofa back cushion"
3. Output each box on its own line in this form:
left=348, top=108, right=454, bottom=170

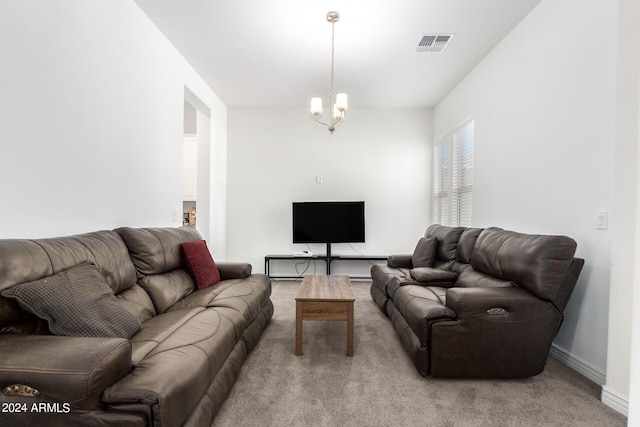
left=425, top=225, right=466, bottom=262
left=35, top=230, right=138, bottom=294
left=116, top=226, right=203, bottom=313
left=2, top=262, right=141, bottom=338
left=471, top=227, right=577, bottom=305
left=0, top=230, right=153, bottom=334
left=411, top=237, right=437, bottom=268
left=455, top=228, right=483, bottom=264
left=116, top=226, right=203, bottom=276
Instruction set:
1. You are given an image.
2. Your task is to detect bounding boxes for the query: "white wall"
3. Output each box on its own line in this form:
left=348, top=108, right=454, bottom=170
left=629, top=62, right=640, bottom=424
left=612, top=0, right=640, bottom=421
left=226, top=108, right=431, bottom=275
left=0, top=1, right=226, bottom=249
left=434, top=0, right=616, bottom=393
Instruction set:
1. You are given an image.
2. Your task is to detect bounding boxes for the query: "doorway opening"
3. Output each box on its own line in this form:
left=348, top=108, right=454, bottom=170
left=183, top=87, right=212, bottom=243
left=183, top=101, right=198, bottom=227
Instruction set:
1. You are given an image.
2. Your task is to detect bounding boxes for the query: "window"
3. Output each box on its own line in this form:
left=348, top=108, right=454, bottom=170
left=433, top=119, right=474, bottom=226
left=433, top=136, right=449, bottom=225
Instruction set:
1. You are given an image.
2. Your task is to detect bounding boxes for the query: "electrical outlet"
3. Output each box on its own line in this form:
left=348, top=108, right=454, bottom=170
left=316, top=175, right=323, bottom=184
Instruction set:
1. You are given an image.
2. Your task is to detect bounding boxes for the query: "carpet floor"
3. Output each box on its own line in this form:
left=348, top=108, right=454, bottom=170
left=212, top=280, right=627, bottom=426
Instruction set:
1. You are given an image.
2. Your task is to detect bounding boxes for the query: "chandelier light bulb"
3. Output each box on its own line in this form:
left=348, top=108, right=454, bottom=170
left=335, top=93, right=348, bottom=111
left=310, top=98, right=323, bottom=115
left=332, top=104, right=342, bottom=119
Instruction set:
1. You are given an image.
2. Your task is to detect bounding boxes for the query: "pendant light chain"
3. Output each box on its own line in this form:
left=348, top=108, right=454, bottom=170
left=329, top=18, right=336, bottom=125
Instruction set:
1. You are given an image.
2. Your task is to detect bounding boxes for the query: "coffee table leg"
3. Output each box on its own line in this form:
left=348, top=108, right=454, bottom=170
left=295, top=301, right=303, bottom=356
left=346, top=301, right=354, bottom=356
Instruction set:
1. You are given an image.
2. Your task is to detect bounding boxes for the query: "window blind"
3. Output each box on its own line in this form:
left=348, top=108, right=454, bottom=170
left=433, top=136, right=450, bottom=225
left=452, top=119, right=474, bottom=227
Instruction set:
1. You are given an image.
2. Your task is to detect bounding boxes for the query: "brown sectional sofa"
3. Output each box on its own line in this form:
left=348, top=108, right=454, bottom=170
left=371, top=224, right=584, bottom=378
left=0, top=226, right=273, bottom=426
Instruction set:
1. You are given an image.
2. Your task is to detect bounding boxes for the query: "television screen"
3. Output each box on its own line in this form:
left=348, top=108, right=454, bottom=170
left=292, top=201, right=365, bottom=244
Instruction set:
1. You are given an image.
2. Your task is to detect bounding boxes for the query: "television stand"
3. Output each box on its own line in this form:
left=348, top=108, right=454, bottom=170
left=264, top=252, right=388, bottom=279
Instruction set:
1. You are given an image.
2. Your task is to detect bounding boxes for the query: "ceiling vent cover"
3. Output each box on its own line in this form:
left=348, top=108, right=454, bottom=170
left=417, top=34, right=454, bottom=53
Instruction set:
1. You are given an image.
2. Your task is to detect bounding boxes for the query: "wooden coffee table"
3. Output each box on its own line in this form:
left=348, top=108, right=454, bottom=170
left=295, top=275, right=356, bottom=357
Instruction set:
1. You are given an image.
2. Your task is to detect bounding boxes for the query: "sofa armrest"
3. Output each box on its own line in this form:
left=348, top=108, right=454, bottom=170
left=0, top=335, right=132, bottom=411
left=217, top=262, right=252, bottom=280
left=387, top=254, right=413, bottom=269
left=409, top=267, right=458, bottom=286
left=445, top=286, right=558, bottom=321
left=431, top=286, right=564, bottom=377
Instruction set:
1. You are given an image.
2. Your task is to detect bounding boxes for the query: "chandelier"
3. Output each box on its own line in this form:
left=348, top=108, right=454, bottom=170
left=310, top=11, right=348, bottom=134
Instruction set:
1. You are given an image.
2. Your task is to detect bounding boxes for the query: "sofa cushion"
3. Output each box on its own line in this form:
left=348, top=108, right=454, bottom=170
left=169, top=275, right=272, bottom=326
left=455, top=228, right=483, bottom=263
left=425, top=225, right=466, bottom=261
left=1, top=262, right=141, bottom=339
left=0, top=231, right=143, bottom=336
left=182, top=240, right=221, bottom=290
left=472, top=228, right=577, bottom=302
left=455, top=267, right=515, bottom=288
left=409, top=267, right=458, bottom=285
left=116, top=226, right=203, bottom=276
left=116, top=284, right=156, bottom=323
left=393, top=285, right=455, bottom=346
left=138, top=269, right=195, bottom=314
left=116, top=226, right=206, bottom=313
left=106, top=306, right=243, bottom=427
left=33, top=230, right=139, bottom=295
left=412, top=237, right=437, bottom=268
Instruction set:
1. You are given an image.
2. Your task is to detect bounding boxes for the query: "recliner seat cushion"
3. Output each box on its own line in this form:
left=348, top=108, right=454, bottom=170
left=169, top=275, right=272, bottom=326
left=455, top=267, right=515, bottom=288
left=106, top=307, right=242, bottom=427
left=393, top=285, right=455, bottom=345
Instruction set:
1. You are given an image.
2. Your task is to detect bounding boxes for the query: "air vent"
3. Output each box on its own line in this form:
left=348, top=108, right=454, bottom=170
left=417, top=34, right=454, bottom=53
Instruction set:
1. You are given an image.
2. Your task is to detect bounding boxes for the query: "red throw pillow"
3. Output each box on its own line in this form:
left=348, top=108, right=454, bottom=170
left=182, top=240, right=221, bottom=290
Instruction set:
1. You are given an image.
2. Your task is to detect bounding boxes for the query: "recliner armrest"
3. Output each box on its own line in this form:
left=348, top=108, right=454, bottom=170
left=409, top=267, right=458, bottom=286
left=217, top=262, right=252, bottom=280
left=445, top=286, right=557, bottom=321
left=387, top=254, right=413, bottom=269
left=0, top=335, right=131, bottom=411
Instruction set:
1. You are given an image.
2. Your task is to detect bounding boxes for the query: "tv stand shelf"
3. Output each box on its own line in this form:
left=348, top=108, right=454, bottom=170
left=264, top=254, right=387, bottom=280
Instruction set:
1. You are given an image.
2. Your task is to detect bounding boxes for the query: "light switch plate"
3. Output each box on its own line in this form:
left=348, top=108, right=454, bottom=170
left=596, top=210, right=608, bottom=230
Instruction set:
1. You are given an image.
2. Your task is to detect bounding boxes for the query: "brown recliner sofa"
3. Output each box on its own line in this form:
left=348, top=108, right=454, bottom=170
left=371, top=224, right=584, bottom=378
left=0, top=226, right=273, bottom=426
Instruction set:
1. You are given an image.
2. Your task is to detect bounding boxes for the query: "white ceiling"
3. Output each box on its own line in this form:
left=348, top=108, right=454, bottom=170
left=134, top=0, right=542, bottom=109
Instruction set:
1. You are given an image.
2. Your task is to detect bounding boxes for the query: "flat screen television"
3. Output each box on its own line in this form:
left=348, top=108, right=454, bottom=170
left=292, top=201, right=365, bottom=256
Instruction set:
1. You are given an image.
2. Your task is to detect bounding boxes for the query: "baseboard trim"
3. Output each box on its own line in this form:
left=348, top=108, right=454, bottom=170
left=550, top=343, right=606, bottom=385
left=601, top=385, right=629, bottom=417
left=550, top=344, right=628, bottom=417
